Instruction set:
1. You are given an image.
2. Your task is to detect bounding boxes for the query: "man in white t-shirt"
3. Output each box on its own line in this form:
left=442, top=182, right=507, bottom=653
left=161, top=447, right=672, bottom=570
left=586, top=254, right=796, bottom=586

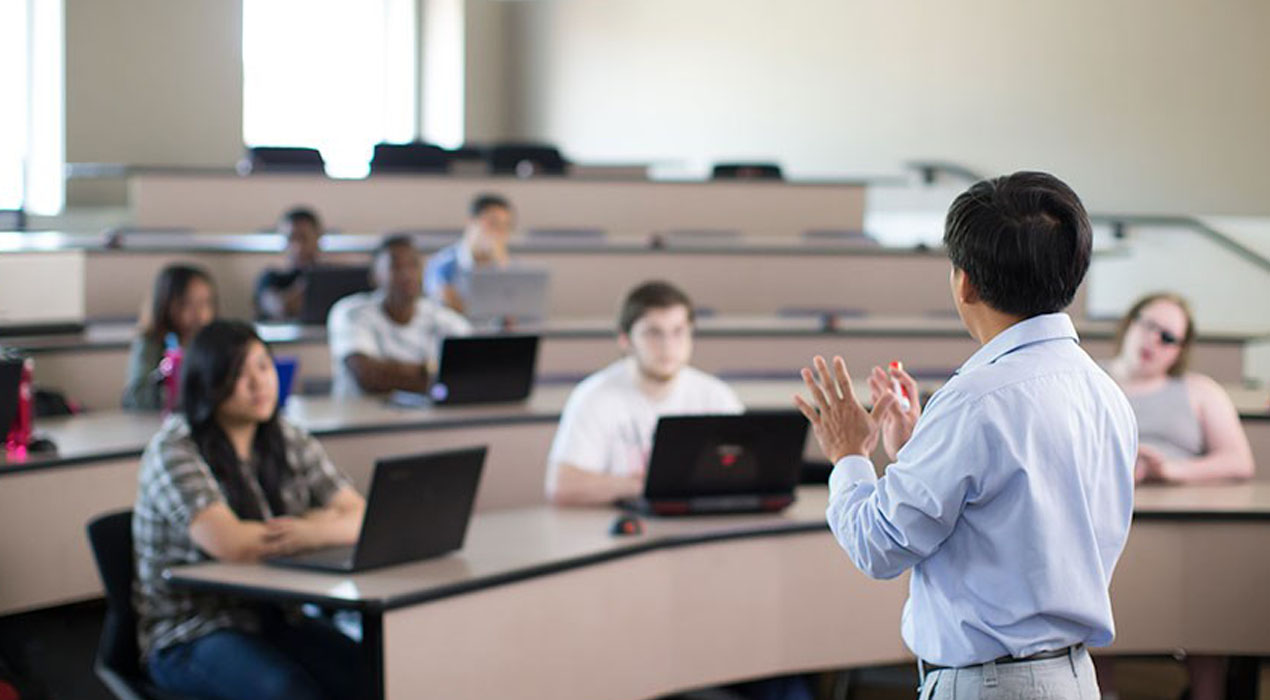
left=546, top=281, right=743, bottom=506
left=327, top=235, right=472, bottom=398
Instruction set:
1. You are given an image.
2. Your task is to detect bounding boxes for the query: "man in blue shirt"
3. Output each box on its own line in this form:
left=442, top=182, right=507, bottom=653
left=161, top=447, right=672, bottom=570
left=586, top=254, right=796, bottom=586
left=795, top=172, right=1136, bottom=699
left=424, top=193, right=514, bottom=313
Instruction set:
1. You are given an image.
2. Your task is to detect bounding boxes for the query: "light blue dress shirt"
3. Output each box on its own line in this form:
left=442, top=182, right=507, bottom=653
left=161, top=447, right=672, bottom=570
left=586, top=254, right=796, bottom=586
left=423, top=242, right=470, bottom=301
left=827, top=313, right=1137, bottom=667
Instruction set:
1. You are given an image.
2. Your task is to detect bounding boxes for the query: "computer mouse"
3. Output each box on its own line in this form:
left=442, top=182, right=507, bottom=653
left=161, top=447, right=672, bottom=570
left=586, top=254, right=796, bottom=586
left=609, top=514, right=644, bottom=537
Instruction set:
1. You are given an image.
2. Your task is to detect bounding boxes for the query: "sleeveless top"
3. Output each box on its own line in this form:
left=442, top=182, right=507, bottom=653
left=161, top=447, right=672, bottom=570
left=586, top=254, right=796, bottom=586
left=1125, top=377, right=1205, bottom=459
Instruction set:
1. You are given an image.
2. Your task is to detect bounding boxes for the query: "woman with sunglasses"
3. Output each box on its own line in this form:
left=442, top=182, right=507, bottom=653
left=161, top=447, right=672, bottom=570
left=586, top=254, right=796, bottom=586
left=133, top=320, right=366, bottom=700
left=1106, top=292, right=1253, bottom=485
left=1101, top=296, right=1254, bottom=700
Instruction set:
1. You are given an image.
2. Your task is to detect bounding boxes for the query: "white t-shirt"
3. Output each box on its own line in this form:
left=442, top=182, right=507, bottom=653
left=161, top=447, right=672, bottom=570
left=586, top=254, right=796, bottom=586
left=547, top=358, right=745, bottom=481
left=327, top=290, right=472, bottom=398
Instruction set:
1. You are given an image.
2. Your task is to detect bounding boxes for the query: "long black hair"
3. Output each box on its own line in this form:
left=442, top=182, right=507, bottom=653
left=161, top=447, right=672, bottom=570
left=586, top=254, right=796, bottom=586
left=181, top=320, right=288, bottom=520
left=145, top=264, right=217, bottom=342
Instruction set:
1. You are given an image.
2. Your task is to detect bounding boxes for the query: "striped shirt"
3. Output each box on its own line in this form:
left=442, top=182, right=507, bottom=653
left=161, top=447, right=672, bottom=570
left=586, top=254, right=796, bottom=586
left=132, top=414, right=351, bottom=662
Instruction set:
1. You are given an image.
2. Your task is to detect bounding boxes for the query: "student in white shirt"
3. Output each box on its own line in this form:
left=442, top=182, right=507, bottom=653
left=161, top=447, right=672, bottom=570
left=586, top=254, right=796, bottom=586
left=327, top=235, right=472, bottom=398
left=546, top=281, right=743, bottom=506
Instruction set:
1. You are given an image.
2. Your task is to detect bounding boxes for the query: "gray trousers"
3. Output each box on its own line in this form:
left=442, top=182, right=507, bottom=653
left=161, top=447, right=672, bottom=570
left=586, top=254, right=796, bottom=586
left=918, top=645, right=1100, bottom=699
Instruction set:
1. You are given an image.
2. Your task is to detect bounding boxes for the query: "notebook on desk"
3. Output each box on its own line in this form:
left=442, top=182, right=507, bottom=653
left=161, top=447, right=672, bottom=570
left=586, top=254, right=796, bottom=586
left=266, top=447, right=486, bottom=573
left=619, top=411, right=809, bottom=516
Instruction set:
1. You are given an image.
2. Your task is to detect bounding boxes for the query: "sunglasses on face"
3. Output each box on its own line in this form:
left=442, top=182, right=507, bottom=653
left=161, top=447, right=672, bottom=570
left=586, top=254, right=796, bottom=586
left=1134, top=316, right=1182, bottom=346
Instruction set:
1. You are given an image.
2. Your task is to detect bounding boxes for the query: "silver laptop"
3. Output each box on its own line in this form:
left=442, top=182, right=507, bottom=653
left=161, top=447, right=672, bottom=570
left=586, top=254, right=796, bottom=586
left=461, top=267, right=550, bottom=324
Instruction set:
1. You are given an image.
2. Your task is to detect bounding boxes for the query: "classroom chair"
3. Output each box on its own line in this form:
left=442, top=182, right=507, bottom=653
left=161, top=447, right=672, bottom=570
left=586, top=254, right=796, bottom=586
left=86, top=510, right=192, bottom=700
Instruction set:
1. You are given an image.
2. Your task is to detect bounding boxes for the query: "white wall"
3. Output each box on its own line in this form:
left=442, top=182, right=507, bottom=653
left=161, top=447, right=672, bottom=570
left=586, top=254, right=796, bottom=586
left=502, top=0, right=1270, bottom=216
left=64, top=0, right=244, bottom=205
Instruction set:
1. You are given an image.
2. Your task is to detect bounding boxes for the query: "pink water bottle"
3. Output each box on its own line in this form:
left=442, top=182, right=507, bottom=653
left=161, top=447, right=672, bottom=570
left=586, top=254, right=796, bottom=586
left=5, top=357, right=34, bottom=458
left=159, top=333, right=183, bottom=414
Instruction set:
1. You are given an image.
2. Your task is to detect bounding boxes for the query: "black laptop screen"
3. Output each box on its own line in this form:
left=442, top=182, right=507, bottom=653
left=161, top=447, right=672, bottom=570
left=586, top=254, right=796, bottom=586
left=643, top=412, right=809, bottom=500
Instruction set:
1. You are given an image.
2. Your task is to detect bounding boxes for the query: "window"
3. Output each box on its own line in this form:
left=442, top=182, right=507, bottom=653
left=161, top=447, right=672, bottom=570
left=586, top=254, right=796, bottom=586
left=0, top=0, right=62, bottom=215
left=242, top=0, right=418, bottom=179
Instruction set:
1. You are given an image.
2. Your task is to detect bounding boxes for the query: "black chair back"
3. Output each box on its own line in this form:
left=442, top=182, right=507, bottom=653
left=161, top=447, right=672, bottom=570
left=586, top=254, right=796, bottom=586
left=711, top=162, right=784, bottom=180
left=245, top=146, right=325, bottom=174
left=87, top=510, right=188, bottom=700
left=487, top=143, right=567, bottom=176
left=371, top=142, right=450, bottom=174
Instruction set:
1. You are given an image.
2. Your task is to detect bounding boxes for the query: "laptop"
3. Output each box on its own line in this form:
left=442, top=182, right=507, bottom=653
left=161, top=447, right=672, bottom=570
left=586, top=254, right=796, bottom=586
left=389, top=334, right=539, bottom=407
left=620, top=411, right=809, bottom=516
left=298, top=265, right=373, bottom=325
left=267, top=446, right=486, bottom=573
left=461, top=267, right=550, bottom=324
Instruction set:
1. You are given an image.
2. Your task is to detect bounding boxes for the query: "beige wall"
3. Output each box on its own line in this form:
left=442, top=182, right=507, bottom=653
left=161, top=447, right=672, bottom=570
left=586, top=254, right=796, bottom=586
left=502, top=0, right=1270, bottom=215
left=64, top=0, right=244, bottom=205
left=463, top=0, right=512, bottom=142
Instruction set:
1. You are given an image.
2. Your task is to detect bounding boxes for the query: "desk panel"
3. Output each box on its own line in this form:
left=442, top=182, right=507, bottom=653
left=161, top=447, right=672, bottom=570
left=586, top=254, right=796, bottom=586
left=383, top=533, right=907, bottom=700
left=130, top=174, right=866, bottom=237
left=79, top=247, right=953, bottom=321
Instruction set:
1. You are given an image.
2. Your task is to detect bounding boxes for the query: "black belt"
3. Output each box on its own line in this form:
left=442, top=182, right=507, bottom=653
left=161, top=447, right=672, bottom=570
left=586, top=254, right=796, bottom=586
left=920, top=644, right=1082, bottom=672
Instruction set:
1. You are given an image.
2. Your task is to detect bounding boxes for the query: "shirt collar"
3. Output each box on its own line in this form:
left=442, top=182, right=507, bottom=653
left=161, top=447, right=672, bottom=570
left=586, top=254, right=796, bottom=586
left=955, top=312, right=1079, bottom=375
left=455, top=241, right=475, bottom=270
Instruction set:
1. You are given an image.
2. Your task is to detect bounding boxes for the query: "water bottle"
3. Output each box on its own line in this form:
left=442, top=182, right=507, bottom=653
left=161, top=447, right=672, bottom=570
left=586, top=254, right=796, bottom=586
left=158, top=333, right=183, bottom=414
left=5, top=357, right=34, bottom=458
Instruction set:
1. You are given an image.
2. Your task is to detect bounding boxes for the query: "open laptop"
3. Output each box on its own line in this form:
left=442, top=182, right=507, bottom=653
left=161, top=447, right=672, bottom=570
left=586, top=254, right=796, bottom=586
left=620, top=411, right=809, bottom=516
left=389, top=334, right=539, bottom=407
left=298, top=265, right=373, bottom=325
left=461, top=267, right=550, bottom=324
left=267, top=446, right=486, bottom=573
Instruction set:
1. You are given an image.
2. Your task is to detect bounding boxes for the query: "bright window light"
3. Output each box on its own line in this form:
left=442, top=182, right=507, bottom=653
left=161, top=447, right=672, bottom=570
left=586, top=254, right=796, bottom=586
left=242, top=0, right=417, bottom=179
left=0, top=0, right=30, bottom=212
left=0, top=0, right=64, bottom=216
left=27, top=0, right=64, bottom=215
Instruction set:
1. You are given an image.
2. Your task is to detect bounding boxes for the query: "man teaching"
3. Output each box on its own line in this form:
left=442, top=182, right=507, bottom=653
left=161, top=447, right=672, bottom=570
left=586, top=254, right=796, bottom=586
left=795, top=172, right=1137, bottom=699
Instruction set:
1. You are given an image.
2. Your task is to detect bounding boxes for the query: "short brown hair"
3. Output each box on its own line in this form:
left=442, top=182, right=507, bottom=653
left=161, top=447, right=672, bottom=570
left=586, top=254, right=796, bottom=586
left=1114, top=292, right=1196, bottom=377
left=618, top=281, right=694, bottom=334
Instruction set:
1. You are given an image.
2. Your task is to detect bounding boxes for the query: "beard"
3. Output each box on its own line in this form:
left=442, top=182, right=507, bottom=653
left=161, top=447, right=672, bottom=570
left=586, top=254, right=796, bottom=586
left=635, top=360, right=679, bottom=384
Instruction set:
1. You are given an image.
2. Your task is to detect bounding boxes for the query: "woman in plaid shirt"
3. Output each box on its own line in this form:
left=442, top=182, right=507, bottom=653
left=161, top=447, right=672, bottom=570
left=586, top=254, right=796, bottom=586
left=133, top=320, right=367, bottom=700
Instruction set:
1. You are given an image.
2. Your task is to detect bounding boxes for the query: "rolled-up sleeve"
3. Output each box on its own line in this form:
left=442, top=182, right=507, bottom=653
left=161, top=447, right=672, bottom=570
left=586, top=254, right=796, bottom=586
left=826, top=390, right=988, bottom=580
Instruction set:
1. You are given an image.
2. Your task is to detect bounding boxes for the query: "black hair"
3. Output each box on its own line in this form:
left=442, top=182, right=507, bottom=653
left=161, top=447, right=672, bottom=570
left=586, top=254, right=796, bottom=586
left=281, top=206, right=321, bottom=229
left=182, top=320, right=288, bottom=521
left=618, top=281, right=695, bottom=334
left=469, top=193, right=511, bottom=218
left=943, top=171, right=1092, bottom=318
left=373, top=233, right=417, bottom=263
left=145, top=264, right=217, bottom=342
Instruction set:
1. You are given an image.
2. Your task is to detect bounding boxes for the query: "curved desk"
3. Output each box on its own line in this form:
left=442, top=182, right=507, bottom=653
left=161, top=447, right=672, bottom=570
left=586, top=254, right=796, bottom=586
left=3, top=378, right=1267, bottom=623
left=166, top=485, right=1270, bottom=700
left=0, top=382, right=811, bottom=614
left=82, top=241, right=955, bottom=321
left=10, top=315, right=1251, bottom=411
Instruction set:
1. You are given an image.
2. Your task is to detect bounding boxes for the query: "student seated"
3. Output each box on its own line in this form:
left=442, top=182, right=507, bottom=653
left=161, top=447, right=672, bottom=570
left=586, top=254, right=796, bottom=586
left=1101, top=293, right=1253, bottom=700
left=133, top=320, right=366, bottom=700
left=255, top=206, right=325, bottom=322
left=122, top=264, right=217, bottom=411
left=424, top=193, right=514, bottom=313
left=545, top=281, right=743, bottom=506
left=327, top=235, right=472, bottom=398
left=1106, top=292, right=1254, bottom=484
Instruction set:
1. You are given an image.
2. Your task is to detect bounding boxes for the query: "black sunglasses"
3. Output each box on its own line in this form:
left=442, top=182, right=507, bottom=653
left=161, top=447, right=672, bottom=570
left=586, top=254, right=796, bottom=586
left=1134, top=316, right=1181, bottom=346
